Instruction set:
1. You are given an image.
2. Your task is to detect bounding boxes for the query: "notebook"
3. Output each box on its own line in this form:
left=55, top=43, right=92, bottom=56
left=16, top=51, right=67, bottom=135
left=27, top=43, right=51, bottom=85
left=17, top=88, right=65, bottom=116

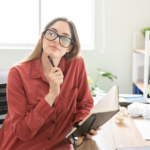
left=66, top=85, right=119, bottom=139
left=119, top=97, right=149, bottom=107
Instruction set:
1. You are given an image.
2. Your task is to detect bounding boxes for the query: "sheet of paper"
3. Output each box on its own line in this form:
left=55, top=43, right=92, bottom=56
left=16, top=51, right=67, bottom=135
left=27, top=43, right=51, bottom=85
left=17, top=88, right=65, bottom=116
left=134, top=119, right=150, bottom=141
left=119, top=98, right=126, bottom=103
left=96, top=93, right=142, bottom=98
left=91, top=86, right=118, bottom=113
left=93, top=96, right=103, bottom=106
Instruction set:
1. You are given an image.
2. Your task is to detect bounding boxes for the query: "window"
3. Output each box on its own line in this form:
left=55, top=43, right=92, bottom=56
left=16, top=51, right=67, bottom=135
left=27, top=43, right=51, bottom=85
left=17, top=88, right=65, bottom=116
left=0, top=0, right=39, bottom=48
left=0, top=0, right=95, bottom=50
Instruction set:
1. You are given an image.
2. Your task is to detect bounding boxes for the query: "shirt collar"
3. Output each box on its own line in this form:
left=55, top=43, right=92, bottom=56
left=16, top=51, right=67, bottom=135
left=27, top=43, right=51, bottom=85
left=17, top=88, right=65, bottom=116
left=30, top=55, right=66, bottom=79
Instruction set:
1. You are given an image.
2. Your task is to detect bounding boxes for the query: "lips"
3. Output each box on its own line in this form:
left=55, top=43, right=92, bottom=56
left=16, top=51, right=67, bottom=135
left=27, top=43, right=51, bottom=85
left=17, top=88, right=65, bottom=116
left=49, top=45, right=60, bottom=51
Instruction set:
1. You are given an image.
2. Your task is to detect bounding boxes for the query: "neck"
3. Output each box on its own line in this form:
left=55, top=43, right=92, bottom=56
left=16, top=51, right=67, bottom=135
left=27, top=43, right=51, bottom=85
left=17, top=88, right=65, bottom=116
left=41, top=51, right=61, bottom=75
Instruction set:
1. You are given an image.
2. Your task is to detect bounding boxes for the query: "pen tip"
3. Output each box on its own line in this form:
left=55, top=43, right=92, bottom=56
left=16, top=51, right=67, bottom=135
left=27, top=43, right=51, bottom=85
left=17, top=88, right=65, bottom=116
left=46, top=54, right=48, bottom=56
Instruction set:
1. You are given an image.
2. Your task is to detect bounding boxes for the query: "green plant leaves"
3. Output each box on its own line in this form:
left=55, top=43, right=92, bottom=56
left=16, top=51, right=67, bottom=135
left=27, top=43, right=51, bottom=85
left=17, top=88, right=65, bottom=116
left=88, top=76, right=93, bottom=83
left=97, top=68, right=117, bottom=81
left=141, top=27, right=150, bottom=37
left=148, top=89, right=150, bottom=97
left=91, top=85, right=105, bottom=96
left=87, top=68, right=117, bottom=96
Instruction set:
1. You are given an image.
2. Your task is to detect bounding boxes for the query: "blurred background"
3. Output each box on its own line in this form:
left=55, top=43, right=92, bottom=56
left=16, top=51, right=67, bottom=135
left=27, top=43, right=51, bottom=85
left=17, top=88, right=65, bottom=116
left=0, top=0, right=150, bottom=94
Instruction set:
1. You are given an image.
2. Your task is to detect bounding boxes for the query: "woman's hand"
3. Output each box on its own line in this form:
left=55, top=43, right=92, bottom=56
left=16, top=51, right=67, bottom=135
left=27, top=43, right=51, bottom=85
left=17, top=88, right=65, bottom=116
left=81, top=127, right=101, bottom=139
left=47, top=67, right=64, bottom=98
left=78, top=121, right=101, bottom=139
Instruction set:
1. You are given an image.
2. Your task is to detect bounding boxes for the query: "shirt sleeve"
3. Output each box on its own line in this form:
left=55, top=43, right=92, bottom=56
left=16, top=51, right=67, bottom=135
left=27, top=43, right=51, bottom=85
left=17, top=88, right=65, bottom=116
left=71, top=57, right=94, bottom=126
left=7, top=67, right=54, bottom=141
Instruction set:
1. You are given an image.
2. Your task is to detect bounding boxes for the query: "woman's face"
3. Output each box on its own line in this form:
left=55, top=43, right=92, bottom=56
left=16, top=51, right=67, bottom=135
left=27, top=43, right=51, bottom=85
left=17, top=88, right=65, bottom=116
left=42, top=21, right=73, bottom=59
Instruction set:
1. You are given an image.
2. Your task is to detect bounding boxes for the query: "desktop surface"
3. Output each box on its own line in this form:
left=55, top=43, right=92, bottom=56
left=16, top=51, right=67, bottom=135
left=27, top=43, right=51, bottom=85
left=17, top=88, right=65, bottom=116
left=75, top=107, right=150, bottom=150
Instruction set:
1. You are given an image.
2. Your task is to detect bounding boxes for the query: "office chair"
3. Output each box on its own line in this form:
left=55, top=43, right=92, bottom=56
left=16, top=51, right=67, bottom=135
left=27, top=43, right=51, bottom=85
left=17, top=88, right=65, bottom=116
left=0, top=71, right=8, bottom=129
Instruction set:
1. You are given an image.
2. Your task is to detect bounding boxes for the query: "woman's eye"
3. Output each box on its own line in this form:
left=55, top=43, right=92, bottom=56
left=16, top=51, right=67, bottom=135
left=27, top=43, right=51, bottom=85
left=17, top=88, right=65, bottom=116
left=49, top=32, right=55, bottom=37
left=62, top=37, right=69, bottom=42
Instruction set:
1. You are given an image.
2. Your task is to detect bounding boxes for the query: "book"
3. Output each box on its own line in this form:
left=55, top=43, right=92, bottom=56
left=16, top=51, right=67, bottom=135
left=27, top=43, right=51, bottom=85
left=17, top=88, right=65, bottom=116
left=96, top=92, right=148, bottom=107
left=66, top=85, right=119, bottom=139
left=119, top=97, right=149, bottom=107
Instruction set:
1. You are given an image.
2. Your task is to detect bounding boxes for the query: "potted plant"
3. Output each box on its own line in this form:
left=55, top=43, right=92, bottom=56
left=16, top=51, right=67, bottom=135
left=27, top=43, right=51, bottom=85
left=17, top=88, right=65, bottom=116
left=141, top=27, right=150, bottom=48
left=141, top=27, right=150, bottom=37
left=88, top=68, right=117, bottom=96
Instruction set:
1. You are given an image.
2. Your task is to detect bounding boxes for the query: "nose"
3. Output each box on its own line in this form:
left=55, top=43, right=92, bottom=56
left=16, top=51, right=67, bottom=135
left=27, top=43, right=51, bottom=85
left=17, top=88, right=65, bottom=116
left=53, top=36, right=60, bottom=45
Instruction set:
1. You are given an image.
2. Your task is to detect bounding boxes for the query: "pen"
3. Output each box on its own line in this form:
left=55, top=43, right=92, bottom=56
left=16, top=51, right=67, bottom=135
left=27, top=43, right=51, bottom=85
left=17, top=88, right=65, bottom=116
left=47, top=54, right=55, bottom=67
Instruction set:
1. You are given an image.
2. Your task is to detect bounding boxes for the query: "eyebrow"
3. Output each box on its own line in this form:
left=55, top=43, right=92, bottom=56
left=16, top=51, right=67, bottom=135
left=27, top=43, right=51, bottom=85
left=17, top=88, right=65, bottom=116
left=50, top=28, right=71, bottom=38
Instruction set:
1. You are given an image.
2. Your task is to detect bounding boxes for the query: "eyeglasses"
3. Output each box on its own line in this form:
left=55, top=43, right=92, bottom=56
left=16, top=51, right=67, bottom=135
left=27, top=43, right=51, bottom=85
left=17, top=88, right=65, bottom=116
left=43, top=29, right=74, bottom=48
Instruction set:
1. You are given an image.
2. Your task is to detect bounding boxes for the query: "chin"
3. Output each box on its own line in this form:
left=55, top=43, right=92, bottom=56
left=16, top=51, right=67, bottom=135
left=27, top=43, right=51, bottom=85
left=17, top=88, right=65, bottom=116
left=44, top=49, right=63, bottom=58
left=48, top=52, right=61, bottom=58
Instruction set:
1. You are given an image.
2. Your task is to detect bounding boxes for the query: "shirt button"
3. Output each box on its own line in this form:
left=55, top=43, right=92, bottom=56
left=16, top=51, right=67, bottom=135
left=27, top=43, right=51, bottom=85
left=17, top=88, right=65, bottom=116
left=52, top=121, right=55, bottom=124
left=52, top=104, right=54, bottom=107
left=48, top=137, right=51, bottom=141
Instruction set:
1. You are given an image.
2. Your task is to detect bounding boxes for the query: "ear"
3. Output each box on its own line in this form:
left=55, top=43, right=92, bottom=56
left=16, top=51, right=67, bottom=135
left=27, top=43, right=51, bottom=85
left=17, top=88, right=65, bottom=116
left=67, top=44, right=73, bottom=53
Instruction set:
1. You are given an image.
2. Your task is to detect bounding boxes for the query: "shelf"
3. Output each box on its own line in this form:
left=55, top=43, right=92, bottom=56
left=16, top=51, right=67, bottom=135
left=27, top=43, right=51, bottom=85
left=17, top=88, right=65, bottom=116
left=133, top=82, right=150, bottom=92
left=134, top=49, right=150, bottom=55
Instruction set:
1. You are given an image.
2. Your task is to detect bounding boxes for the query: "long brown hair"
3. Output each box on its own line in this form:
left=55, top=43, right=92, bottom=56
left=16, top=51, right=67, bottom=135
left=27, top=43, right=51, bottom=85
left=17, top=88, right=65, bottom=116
left=20, top=17, right=81, bottom=63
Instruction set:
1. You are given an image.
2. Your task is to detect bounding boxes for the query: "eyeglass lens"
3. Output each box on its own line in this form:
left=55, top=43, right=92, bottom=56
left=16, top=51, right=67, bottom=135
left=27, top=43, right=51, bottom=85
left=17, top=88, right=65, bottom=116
left=45, top=30, right=71, bottom=47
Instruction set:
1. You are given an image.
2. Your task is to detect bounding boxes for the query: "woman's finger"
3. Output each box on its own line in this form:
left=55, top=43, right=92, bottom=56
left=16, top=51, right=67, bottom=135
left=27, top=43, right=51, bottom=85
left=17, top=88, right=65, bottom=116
left=49, top=70, right=63, bottom=77
left=82, top=130, right=96, bottom=139
left=53, top=70, right=63, bottom=77
left=58, top=79, right=63, bottom=85
left=53, top=78, right=63, bottom=85
left=50, top=76, right=63, bottom=82
left=89, top=129, right=97, bottom=135
left=50, top=67, right=61, bottom=73
left=82, top=133, right=92, bottom=139
left=52, top=70, right=63, bottom=76
left=97, top=127, right=101, bottom=130
left=51, top=74, right=64, bottom=80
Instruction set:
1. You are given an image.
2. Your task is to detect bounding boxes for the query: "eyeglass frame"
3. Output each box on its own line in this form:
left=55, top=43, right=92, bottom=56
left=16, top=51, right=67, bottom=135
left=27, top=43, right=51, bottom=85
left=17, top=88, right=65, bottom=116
left=43, top=29, right=74, bottom=48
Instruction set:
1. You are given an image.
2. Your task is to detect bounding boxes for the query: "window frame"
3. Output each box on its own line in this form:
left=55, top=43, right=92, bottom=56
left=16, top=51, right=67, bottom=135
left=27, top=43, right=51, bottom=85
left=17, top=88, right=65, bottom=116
left=0, top=0, right=95, bottom=50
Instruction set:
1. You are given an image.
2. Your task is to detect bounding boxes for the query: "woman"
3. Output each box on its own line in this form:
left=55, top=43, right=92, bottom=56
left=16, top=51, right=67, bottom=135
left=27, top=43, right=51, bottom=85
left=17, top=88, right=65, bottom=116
left=0, top=17, right=100, bottom=150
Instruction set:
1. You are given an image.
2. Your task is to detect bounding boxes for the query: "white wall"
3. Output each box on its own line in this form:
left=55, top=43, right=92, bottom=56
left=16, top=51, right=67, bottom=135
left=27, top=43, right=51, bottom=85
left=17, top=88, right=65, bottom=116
left=1, top=0, right=150, bottom=94
left=82, top=0, right=150, bottom=94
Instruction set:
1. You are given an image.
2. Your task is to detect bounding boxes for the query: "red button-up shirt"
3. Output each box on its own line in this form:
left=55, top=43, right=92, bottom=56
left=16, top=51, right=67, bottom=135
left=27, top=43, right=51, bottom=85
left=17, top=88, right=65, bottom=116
left=0, top=55, right=94, bottom=150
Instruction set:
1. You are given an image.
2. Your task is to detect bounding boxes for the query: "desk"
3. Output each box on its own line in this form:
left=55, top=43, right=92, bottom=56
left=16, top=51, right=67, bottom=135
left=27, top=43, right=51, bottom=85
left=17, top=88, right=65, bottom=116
left=75, top=112, right=150, bottom=150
